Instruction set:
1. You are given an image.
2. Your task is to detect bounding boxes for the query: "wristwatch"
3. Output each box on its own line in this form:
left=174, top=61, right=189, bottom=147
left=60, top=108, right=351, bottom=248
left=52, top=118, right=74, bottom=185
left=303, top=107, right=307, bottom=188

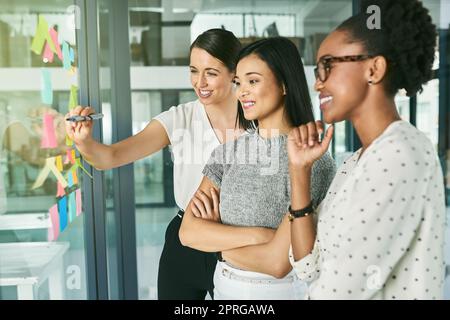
left=288, top=201, right=315, bottom=221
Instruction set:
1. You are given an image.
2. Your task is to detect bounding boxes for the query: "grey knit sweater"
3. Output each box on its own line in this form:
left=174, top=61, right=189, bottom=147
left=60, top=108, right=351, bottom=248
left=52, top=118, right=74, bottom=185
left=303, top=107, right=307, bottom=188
left=202, top=131, right=336, bottom=229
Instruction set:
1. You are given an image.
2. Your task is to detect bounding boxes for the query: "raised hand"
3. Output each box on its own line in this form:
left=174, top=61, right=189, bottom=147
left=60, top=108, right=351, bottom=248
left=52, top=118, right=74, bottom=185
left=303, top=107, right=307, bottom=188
left=287, top=121, right=334, bottom=168
left=65, top=106, right=96, bottom=145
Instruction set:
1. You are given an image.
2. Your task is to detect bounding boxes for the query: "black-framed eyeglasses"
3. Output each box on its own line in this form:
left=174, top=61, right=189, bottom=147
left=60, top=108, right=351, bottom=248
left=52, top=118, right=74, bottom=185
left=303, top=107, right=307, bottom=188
left=314, top=55, right=374, bottom=82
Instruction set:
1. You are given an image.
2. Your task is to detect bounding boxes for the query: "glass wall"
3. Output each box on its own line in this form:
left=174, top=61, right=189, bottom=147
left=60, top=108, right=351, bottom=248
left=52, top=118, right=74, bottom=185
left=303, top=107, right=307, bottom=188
left=0, top=0, right=89, bottom=299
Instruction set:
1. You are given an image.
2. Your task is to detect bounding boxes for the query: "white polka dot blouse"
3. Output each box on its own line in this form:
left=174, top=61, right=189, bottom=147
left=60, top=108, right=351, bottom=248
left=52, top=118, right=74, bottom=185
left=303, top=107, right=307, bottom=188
left=289, top=120, right=447, bottom=300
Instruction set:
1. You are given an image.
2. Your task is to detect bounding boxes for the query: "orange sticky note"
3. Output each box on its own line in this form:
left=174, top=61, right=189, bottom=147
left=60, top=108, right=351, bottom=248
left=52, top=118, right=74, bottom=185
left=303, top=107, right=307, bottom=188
left=47, top=204, right=60, bottom=241
left=72, top=168, right=78, bottom=185
left=41, top=113, right=57, bottom=148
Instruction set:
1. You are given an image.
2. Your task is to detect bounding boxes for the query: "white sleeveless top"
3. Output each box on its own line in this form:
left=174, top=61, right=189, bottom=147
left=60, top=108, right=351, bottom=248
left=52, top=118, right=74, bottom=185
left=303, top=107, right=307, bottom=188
left=153, top=99, right=221, bottom=211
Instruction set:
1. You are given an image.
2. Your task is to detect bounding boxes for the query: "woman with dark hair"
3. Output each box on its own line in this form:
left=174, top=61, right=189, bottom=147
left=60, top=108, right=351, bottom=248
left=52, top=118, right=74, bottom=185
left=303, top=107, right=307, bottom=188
left=66, top=29, right=274, bottom=300
left=179, top=37, right=336, bottom=299
left=288, top=0, right=446, bottom=299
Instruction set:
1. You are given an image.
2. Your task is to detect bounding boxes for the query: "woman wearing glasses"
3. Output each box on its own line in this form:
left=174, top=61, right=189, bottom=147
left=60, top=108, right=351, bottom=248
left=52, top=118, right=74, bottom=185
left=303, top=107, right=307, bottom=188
left=288, top=0, right=446, bottom=299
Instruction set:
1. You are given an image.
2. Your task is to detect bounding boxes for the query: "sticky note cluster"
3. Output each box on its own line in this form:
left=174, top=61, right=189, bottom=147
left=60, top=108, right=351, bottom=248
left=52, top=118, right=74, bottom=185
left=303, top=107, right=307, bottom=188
left=48, top=189, right=83, bottom=241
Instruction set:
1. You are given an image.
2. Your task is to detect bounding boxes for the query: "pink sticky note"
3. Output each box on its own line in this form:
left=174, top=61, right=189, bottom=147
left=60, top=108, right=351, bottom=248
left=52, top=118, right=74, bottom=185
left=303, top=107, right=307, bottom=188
left=49, top=28, right=62, bottom=60
left=48, top=204, right=60, bottom=241
left=43, top=43, right=54, bottom=63
left=41, top=113, right=57, bottom=148
left=75, top=188, right=82, bottom=216
left=64, top=149, right=71, bottom=164
left=56, top=180, right=65, bottom=197
left=42, top=28, right=62, bottom=63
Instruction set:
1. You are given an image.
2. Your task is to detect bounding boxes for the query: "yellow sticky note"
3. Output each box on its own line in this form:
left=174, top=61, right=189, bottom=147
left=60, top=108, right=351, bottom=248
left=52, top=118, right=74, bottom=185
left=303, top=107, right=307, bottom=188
left=56, top=155, right=63, bottom=171
left=32, top=157, right=68, bottom=189
left=32, top=161, right=51, bottom=189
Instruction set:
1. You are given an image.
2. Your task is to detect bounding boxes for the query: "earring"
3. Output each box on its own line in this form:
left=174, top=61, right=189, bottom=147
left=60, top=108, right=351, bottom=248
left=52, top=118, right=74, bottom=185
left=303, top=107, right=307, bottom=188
left=368, top=79, right=373, bottom=85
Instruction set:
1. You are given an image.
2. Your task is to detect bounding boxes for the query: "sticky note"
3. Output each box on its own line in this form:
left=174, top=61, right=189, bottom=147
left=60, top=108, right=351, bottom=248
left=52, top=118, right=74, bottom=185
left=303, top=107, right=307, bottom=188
left=48, top=204, right=60, bottom=241
left=49, top=28, right=63, bottom=60
left=56, top=155, right=63, bottom=171
left=68, top=170, right=74, bottom=187
left=71, top=150, right=76, bottom=163
left=64, top=149, right=71, bottom=164
left=68, top=191, right=77, bottom=223
left=69, top=47, right=74, bottom=62
left=41, top=68, right=53, bottom=105
left=40, top=112, right=57, bottom=148
left=42, top=28, right=63, bottom=63
left=32, top=157, right=68, bottom=189
left=76, top=158, right=92, bottom=179
left=43, top=44, right=54, bottom=63
left=62, top=41, right=75, bottom=70
left=72, top=168, right=78, bottom=185
left=68, top=85, right=78, bottom=110
left=66, top=136, right=74, bottom=146
left=56, top=180, right=65, bottom=197
left=58, top=196, right=68, bottom=232
left=75, top=188, right=82, bottom=216
left=31, top=16, right=56, bottom=55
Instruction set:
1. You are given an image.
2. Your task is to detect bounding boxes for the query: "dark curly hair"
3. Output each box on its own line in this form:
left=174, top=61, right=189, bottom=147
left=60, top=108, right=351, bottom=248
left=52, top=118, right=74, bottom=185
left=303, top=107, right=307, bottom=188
left=336, top=0, right=437, bottom=97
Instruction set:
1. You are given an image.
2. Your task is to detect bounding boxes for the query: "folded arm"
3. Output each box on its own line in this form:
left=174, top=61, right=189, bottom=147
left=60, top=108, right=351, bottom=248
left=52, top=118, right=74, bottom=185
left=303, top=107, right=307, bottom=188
left=179, top=176, right=275, bottom=252
left=221, top=214, right=292, bottom=279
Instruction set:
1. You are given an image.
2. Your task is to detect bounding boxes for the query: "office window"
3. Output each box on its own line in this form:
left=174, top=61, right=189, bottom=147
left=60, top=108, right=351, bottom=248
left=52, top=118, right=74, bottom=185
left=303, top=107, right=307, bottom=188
left=0, top=1, right=88, bottom=299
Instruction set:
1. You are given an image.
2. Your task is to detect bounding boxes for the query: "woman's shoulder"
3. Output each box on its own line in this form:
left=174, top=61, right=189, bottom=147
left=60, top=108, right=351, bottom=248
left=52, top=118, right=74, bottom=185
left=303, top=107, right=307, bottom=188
left=163, top=99, right=201, bottom=117
left=153, top=99, right=204, bottom=130
left=370, top=120, right=436, bottom=164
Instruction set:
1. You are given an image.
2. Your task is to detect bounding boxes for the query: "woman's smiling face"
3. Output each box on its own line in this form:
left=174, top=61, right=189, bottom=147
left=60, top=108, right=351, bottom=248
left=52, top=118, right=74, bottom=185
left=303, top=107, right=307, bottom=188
left=189, top=47, right=235, bottom=106
left=234, top=54, right=285, bottom=122
left=314, top=30, right=374, bottom=124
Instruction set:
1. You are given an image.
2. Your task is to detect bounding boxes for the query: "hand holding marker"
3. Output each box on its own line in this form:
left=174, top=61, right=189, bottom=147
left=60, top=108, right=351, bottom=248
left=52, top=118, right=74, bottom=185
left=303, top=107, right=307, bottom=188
left=66, top=113, right=104, bottom=122
left=65, top=107, right=102, bottom=146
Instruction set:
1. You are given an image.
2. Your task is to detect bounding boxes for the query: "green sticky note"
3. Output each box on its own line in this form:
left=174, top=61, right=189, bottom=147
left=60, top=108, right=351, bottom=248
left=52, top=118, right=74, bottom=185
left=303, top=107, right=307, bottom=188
left=76, top=158, right=93, bottom=179
left=31, top=15, right=56, bottom=55
left=66, top=135, right=74, bottom=146
left=68, top=85, right=78, bottom=110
